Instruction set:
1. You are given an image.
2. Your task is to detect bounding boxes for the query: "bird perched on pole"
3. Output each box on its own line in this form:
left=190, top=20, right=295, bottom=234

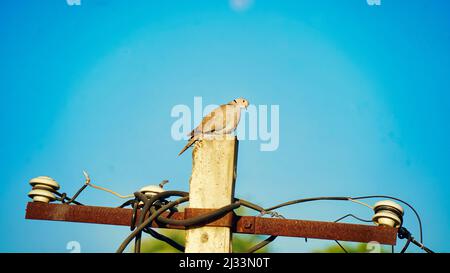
left=178, top=98, right=249, bottom=156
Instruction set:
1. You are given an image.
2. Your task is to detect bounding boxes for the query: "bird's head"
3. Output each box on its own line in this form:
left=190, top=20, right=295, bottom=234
left=232, top=98, right=249, bottom=109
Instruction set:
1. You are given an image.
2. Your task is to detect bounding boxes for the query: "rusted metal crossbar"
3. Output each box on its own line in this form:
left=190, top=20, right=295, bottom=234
left=25, top=202, right=397, bottom=245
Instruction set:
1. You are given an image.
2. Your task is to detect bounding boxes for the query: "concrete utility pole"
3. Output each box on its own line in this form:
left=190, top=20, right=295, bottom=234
left=185, top=137, right=239, bottom=253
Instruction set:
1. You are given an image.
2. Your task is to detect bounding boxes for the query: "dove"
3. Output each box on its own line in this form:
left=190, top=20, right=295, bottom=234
left=178, top=98, right=249, bottom=156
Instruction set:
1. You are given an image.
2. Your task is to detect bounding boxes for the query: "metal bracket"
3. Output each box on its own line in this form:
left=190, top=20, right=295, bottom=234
left=184, top=208, right=236, bottom=228
left=25, top=202, right=397, bottom=245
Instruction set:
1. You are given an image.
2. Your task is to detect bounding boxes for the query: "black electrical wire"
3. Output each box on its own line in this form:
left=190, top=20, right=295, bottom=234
left=131, top=191, right=189, bottom=253
left=63, top=184, right=89, bottom=204
left=133, top=192, right=150, bottom=253
left=129, top=193, right=185, bottom=253
left=121, top=192, right=182, bottom=253
left=117, top=195, right=189, bottom=253
left=333, top=214, right=372, bottom=223
left=246, top=235, right=277, bottom=253
left=119, top=194, right=278, bottom=253
left=398, top=227, right=434, bottom=253
left=132, top=192, right=183, bottom=253
left=334, top=240, right=348, bottom=253
left=53, top=181, right=95, bottom=205
left=117, top=191, right=242, bottom=253
left=234, top=198, right=281, bottom=253
left=264, top=194, right=425, bottom=251
left=150, top=201, right=241, bottom=227
left=333, top=214, right=370, bottom=253
left=400, top=236, right=412, bottom=253
left=143, top=227, right=185, bottom=252
left=54, top=191, right=84, bottom=205
left=263, top=196, right=369, bottom=254
left=118, top=199, right=136, bottom=208
left=264, top=197, right=350, bottom=212
left=130, top=201, right=139, bottom=231
left=236, top=198, right=265, bottom=212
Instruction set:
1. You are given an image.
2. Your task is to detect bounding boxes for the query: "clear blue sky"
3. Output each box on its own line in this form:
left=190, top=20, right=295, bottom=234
left=1, top=0, right=449, bottom=252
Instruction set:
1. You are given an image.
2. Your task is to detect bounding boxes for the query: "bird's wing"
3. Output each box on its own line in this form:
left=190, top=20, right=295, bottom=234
left=180, top=104, right=240, bottom=156
left=189, top=104, right=231, bottom=136
left=187, top=113, right=215, bottom=137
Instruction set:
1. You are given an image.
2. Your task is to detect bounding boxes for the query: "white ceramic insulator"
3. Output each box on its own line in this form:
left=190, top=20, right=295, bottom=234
left=139, top=185, right=165, bottom=197
left=372, top=200, right=404, bottom=228
left=28, top=189, right=56, bottom=203
left=29, top=176, right=60, bottom=191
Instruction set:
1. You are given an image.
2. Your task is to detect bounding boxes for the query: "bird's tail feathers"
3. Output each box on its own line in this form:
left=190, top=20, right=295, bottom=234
left=178, top=135, right=198, bottom=156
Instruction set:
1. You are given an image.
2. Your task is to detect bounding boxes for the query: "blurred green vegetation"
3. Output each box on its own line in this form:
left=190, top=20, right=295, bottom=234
left=314, top=242, right=390, bottom=253
left=138, top=232, right=389, bottom=253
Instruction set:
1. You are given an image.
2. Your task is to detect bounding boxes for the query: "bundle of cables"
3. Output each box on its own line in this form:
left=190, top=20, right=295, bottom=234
left=116, top=190, right=277, bottom=253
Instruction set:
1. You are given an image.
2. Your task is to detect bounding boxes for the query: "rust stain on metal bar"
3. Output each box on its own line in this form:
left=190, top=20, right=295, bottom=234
left=25, top=202, right=185, bottom=229
left=235, top=216, right=397, bottom=245
left=26, top=202, right=397, bottom=245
